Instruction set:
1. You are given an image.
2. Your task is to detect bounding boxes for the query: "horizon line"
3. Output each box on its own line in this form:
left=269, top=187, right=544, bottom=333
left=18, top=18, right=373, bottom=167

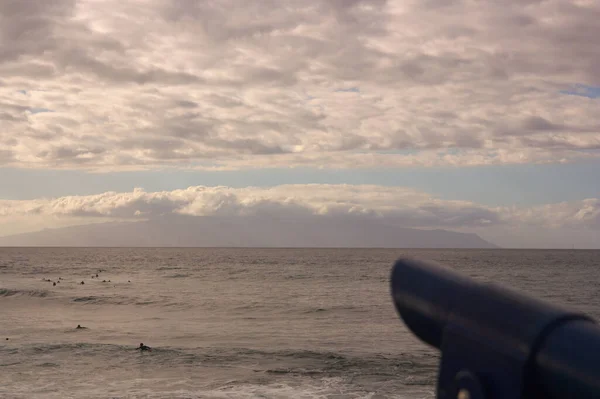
left=1, top=246, right=597, bottom=250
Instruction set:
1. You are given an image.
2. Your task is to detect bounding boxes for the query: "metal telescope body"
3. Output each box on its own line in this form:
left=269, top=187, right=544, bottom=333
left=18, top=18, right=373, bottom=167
left=390, top=258, right=600, bottom=399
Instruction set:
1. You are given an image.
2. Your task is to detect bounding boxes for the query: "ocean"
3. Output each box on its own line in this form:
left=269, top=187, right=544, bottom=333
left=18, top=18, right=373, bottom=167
left=1, top=248, right=599, bottom=398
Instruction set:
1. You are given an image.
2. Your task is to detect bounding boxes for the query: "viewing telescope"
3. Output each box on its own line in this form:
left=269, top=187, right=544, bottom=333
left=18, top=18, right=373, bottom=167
left=390, top=258, right=600, bottom=399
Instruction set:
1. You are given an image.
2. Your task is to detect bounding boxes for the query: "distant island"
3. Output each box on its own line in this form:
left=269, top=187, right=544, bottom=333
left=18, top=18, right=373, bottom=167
left=0, top=215, right=498, bottom=248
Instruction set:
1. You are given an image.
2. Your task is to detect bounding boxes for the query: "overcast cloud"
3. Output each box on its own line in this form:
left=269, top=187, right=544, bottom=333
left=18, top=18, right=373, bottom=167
left=1, top=0, right=599, bottom=170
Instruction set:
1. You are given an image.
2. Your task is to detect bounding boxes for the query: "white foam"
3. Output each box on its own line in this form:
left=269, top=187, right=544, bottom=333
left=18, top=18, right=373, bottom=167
left=0, top=373, right=434, bottom=399
left=76, top=379, right=431, bottom=399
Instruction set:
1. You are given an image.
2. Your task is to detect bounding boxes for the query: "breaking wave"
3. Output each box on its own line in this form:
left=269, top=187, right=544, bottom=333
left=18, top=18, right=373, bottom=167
left=0, top=288, right=51, bottom=298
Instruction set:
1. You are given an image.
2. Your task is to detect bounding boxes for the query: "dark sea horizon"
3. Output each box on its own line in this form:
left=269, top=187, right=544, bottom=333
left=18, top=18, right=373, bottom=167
left=2, top=248, right=599, bottom=398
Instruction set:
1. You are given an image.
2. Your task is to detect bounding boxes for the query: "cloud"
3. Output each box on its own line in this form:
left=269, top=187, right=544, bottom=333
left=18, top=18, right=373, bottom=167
left=506, top=198, right=600, bottom=230
left=0, top=0, right=599, bottom=170
left=1, top=185, right=598, bottom=237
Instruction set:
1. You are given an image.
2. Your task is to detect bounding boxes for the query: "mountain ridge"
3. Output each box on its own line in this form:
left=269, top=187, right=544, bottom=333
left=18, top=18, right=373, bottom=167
left=0, top=215, right=499, bottom=248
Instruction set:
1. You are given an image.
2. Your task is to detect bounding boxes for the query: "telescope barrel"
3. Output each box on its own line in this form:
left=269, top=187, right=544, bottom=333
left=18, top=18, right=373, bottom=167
left=390, top=257, right=600, bottom=399
left=533, top=319, right=600, bottom=398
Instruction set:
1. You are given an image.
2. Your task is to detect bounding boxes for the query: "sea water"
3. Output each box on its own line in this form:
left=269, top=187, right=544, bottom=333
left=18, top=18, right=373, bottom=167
left=1, top=248, right=599, bottom=398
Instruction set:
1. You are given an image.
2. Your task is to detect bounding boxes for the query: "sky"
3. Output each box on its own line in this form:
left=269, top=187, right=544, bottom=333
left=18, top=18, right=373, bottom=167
left=0, top=0, right=599, bottom=248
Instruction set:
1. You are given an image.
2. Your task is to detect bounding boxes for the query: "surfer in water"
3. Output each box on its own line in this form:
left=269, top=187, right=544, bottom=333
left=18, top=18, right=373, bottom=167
left=137, top=343, right=152, bottom=351
left=76, top=325, right=88, bottom=329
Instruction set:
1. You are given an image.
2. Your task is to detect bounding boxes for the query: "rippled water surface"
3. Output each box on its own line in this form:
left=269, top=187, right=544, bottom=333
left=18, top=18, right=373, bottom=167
left=1, top=248, right=599, bottom=398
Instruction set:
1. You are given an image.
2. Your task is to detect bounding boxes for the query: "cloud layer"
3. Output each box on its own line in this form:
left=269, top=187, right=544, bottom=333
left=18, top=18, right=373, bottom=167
left=1, top=0, right=599, bottom=170
left=1, top=185, right=598, bottom=235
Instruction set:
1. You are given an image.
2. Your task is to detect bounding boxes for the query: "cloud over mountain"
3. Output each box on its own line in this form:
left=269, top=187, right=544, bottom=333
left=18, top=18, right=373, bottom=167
left=0, top=0, right=599, bottom=170
left=1, top=185, right=598, bottom=235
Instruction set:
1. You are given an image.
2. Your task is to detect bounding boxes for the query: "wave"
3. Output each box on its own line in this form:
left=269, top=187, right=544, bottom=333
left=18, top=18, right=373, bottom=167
left=302, top=305, right=370, bottom=314
left=284, top=274, right=313, bottom=280
left=213, top=347, right=439, bottom=378
left=0, top=288, right=189, bottom=309
left=70, top=295, right=157, bottom=306
left=71, top=295, right=126, bottom=304
left=0, top=288, right=51, bottom=298
left=7, top=343, right=438, bottom=372
left=2, top=342, right=438, bottom=395
left=37, top=362, right=60, bottom=368
left=69, top=295, right=190, bottom=309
